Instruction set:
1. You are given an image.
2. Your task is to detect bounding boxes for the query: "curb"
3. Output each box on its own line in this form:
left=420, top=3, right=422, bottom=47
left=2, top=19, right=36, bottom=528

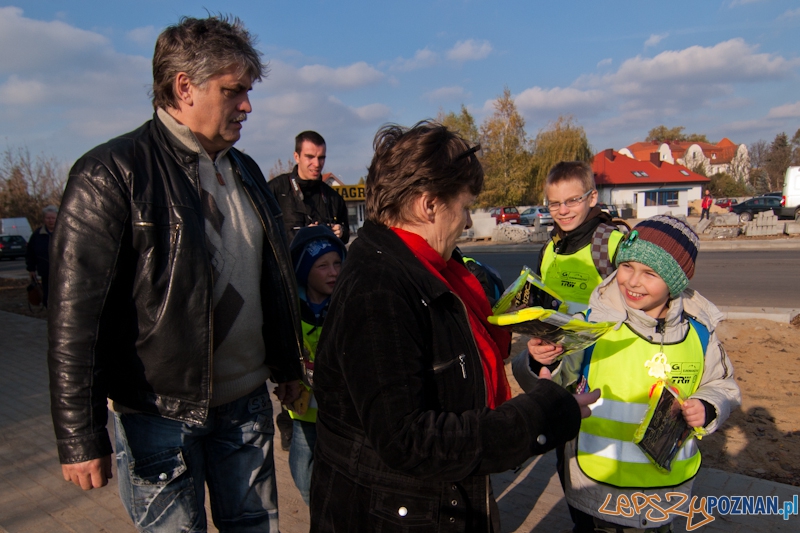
left=717, top=306, right=800, bottom=324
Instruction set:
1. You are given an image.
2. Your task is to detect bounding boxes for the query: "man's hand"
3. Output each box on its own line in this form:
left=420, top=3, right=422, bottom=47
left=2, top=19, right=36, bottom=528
left=539, top=367, right=600, bottom=419
left=62, top=456, right=112, bottom=490
left=330, top=223, right=343, bottom=238
left=274, top=380, right=301, bottom=406
left=681, top=398, right=706, bottom=428
left=527, top=337, right=563, bottom=366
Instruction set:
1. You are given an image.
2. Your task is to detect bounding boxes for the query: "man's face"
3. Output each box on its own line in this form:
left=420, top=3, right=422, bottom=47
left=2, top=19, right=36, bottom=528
left=186, top=65, right=253, bottom=156
left=294, top=141, right=326, bottom=180
left=44, top=212, right=57, bottom=232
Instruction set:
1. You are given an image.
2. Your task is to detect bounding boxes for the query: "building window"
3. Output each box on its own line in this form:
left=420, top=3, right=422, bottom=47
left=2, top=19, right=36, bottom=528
left=644, top=191, right=679, bottom=206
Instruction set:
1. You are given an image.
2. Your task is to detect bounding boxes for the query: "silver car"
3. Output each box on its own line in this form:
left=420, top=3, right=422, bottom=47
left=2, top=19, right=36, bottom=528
left=519, top=206, right=553, bottom=227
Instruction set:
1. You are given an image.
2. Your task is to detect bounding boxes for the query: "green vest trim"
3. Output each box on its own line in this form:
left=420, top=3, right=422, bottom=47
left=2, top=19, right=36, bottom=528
left=575, top=322, right=704, bottom=488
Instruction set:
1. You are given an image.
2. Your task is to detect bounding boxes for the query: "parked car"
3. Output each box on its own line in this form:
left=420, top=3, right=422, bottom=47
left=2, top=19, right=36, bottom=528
left=730, top=196, right=782, bottom=223
left=490, top=206, right=520, bottom=224
left=776, top=166, right=800, bottom=220
left=519, top=206, right=553, bottom=227
left=0, top=234, right=27, bottom=260
left=714, top=198, right=738, bottom=210
left=597, top=203, right=619, bottom=218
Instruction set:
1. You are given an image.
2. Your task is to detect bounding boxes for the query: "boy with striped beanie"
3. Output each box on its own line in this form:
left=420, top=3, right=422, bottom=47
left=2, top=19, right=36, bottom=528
left=514, top=215, right=741, bottom=532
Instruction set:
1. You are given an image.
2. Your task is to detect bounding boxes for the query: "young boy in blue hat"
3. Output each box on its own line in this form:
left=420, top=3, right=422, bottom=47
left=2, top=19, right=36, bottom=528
left=514, top=215, right=741, bottom=532
left=287, top=225, right=345, bottom=505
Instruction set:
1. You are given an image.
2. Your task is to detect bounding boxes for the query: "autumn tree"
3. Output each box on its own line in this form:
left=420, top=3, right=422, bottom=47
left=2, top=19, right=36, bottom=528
left=0, top=147, right=66, bottom=227
left=748, top=139, right=769, bottom=191
left=478, top=87, right=532, bottom=207
left=708, top=172, right=751, bottom=197
left=645, top=125, right=708, bottom=143
left=791, top=128, right=800, bottom=166
left=437, top=105, right=480, bottom=147
left=267, top=158, right=294, bottom=180
left=529, top=116, right=593, bottom=203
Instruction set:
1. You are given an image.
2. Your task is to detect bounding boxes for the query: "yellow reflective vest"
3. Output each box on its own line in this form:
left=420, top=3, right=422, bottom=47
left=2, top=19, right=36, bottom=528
left=540, top=228, right=623, bottom=313
left=576, top=322, right=704, bottom=488
left=288, top=319, right=321, bottom=423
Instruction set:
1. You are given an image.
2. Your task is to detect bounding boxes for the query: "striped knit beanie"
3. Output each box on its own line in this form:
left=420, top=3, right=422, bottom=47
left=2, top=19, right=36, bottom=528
left=615, top=215, right=699, bottom=297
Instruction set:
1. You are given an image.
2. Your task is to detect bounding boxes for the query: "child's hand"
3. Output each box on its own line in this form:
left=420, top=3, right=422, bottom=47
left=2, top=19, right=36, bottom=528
left=527, top=337, right=563, bottom=365
left=681, top=398, right=706, bottom=428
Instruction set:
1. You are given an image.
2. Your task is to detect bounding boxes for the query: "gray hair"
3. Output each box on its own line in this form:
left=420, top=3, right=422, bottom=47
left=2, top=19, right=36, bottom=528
left=151, top=15, right=266, bottom=110
left=43, top=205, right=58, bottom=215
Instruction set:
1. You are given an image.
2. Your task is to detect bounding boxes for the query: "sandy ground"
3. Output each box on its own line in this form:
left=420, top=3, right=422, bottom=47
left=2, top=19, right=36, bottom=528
left=2, top=275, right=798, bottom=486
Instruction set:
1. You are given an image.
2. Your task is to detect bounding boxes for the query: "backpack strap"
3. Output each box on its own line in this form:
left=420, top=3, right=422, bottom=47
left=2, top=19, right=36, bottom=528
left=591, top=224, right=616, bottom=278
left=684, top=313, right=710, bottom=356
left=578, top=308, right=594, bottom=382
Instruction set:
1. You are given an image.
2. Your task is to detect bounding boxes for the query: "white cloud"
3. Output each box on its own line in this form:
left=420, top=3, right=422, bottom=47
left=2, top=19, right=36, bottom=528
left=781, top=8, right=800, bottom=18
left=766, top=101, right=800, bottom=119
left=296, top=62, right=384, bottom=89
left=446, top=39, right=492, bottom=62
left=391, top=48, right=438, bottom=72
left=0, top=76, right=47, bottom=105
left=644, top=33, right=668, bottom=48
left=729, top=0, right=765, bottom=6
left=126, top=26, right=158, bottom=48
left=423, top=86, right=467, bottom=102
left=597, top=58, right=613, bottom=67
left=353, top=103, right=391, bottom=121
left=513, top=86, right=607, bottom=116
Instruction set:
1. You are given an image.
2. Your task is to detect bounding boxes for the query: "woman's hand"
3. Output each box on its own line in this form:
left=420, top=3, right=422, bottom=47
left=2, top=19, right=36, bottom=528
left=539, top=366, right=600, bottom=419
left=681, top=398, right=706, bottom=428
left=527, top=337, right=563, bottom=366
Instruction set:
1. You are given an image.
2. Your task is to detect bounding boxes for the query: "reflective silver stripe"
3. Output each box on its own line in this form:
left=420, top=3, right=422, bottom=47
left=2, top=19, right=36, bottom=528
left=578, top=432, right=698, bottom=463
left=589, top=397, right=648, bottom=425
left=565, top=300, right=588, bottom=314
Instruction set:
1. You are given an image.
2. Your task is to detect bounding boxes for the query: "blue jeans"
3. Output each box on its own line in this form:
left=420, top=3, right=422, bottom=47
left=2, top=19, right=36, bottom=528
left=288, top=419, right=316, bottom=505
left=113, top=384, right=279, bottom=533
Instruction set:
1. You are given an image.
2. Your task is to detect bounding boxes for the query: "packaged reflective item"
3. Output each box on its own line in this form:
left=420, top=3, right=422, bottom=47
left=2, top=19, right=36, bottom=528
left=488, top=306, right=615, bottom=358
left=492, top=266, right=568, bottom=315
left=633, top=379, right=706, bottom=472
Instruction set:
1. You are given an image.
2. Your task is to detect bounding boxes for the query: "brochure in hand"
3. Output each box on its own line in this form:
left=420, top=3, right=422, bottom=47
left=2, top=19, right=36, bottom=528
left=633, top=379, right=706, bottom=472
left=488, top=267, right=616, bottom=358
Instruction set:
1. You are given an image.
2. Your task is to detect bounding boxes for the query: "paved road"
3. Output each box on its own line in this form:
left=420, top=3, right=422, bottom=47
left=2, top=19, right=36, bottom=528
left=466, top=249, right=800, bottom=308
left=0, top=257, right=27, bottom=278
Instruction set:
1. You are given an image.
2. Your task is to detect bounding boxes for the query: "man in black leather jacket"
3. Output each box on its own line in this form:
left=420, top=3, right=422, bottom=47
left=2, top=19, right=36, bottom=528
left=48, top=15, right=303, bottom=533
left=268, top=131, right=350, bottom=244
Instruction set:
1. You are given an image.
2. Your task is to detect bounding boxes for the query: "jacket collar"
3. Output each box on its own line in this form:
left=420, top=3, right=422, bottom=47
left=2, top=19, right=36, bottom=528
left=356, top=220, right=453, bottom=303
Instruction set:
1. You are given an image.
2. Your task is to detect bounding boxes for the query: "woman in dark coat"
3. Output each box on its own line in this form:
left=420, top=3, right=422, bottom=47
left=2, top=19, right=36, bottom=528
left=310, top=121, right=599, bottom=532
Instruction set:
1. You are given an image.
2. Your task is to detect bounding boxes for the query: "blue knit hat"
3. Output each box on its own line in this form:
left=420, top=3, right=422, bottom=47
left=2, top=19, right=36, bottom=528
left=291, top=226, right=346, bottom=287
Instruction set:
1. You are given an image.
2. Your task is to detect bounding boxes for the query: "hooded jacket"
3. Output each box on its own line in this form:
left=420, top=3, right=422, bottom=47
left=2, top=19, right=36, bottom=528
left=512, top=274, right=741, bottom=528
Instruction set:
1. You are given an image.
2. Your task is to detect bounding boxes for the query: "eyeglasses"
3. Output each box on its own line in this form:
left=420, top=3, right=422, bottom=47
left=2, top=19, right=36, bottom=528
left=547, top=189, right=594, bottom=212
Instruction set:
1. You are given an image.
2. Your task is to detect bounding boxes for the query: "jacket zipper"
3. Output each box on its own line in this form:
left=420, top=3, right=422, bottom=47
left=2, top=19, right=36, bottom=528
left=432, top=353, right=467, bottom=378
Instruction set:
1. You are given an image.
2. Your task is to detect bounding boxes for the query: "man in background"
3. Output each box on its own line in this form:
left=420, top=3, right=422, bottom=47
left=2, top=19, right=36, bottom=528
left=268, top=131, right=350, bottom=243
left=26, top=204, right=57, bottom=307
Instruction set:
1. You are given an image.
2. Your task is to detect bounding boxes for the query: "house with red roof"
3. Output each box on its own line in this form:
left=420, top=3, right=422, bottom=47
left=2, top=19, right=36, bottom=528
left=592, top=149, right=710, bottom=219
left=619, top=138, right=749, bottom=182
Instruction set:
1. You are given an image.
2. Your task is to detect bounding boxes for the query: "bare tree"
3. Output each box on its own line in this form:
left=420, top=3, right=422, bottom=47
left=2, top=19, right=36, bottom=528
left=267, top=158, right=295, bottom=180
left=0, top=147, right=66, bottom=227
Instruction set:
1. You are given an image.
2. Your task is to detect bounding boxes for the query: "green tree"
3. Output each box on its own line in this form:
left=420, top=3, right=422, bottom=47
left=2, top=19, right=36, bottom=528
left=708, top=172, right=751, bottom=197
left=0, top=147, right=66, bottom=226
left=645, top=125, right=708, bottom=143
left=437, top=105, right=480, bottom=147
left=529, top=116, right=593, bottom=203
left=765, top=132, right=792, bottom=191
left=478, top=87, right=532, bottom=207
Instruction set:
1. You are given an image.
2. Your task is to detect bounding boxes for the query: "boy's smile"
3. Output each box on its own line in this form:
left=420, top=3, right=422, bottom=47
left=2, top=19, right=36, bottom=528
left=616, top=261, right=671, bottom=319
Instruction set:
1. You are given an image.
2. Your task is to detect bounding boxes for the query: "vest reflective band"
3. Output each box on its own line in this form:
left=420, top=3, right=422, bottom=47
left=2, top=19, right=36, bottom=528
left=288, top=319, right=321, bottom=423
left=576, top=323, right=704, bottom=488
left=540, top=231, right=623, bottom=313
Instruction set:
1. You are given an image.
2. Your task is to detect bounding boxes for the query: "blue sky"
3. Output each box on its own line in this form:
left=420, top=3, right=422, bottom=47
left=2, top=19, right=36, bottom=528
left=1, top=0, right=799, bottom=183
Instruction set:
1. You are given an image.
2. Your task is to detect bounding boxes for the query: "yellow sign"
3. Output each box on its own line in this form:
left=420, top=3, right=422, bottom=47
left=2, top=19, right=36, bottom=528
left=332, top=184, right=366, bottom=202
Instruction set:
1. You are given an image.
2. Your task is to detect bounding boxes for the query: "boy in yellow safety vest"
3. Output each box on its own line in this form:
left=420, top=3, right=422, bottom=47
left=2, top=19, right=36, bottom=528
left=537, top=161, right=625, bottom=314
left=287, top=225, right=346, bottom=505
left=514, top=215, right=741, bottom=532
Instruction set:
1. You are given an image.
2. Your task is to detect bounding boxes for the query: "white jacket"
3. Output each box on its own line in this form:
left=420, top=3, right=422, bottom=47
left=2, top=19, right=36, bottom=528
left=512, top=273, right=742, bottom=528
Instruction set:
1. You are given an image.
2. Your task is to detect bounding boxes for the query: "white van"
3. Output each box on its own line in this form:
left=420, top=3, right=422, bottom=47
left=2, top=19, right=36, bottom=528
left=0, top=217, right=33, bottom=240
left=778, top=167, right=800, bottom=220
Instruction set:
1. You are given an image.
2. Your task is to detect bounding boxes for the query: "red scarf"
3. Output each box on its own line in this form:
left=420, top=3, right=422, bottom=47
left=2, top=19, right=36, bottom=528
left=392, top=228, right=511, bottom=408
